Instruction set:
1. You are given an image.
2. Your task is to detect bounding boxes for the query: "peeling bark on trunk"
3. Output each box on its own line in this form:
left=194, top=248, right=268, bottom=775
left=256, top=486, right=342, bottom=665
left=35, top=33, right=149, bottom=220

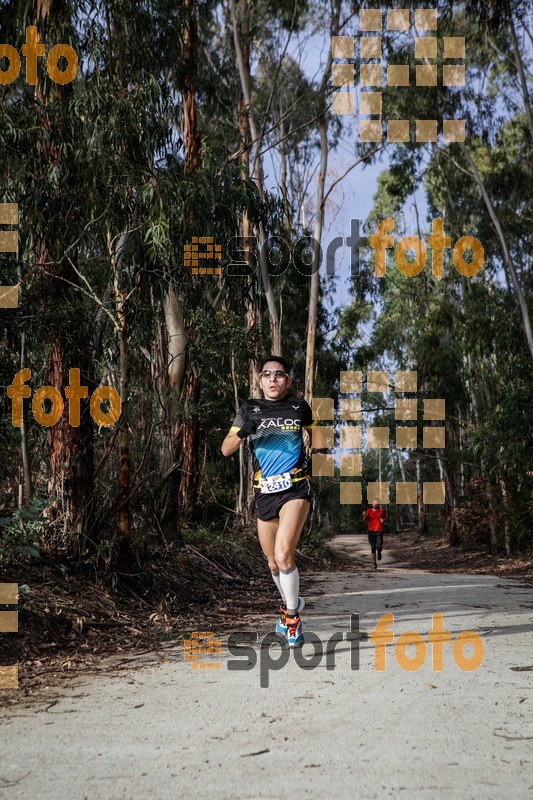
left=177, top=367, right=200, bottom=517
left=35, top=0, right=94, bottom=557
left=182, top=0, right=201, bottom=170
left=158, top=261, right=187, bottom=539
left=45, top=332, right=95, bottom=557
left=153, top=283, right=184, bottom=536
left=164, top=288, right=187, bottom=394
left=153, top=292, right=199, bottom=530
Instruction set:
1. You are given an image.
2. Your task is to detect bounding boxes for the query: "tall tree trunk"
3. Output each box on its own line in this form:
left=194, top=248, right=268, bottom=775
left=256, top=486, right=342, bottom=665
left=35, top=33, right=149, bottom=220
left=230, top=351, right=244, bottom=515
left=45, top=336, right=95, bottom=557
left=35, top=0, right=95, bottom=557
left=242, top=215, right=259, bottom=517
left=158, top=288, right=186, bottom=540
left=499, top=477, right=512, bottom=556
left=19, top=324, right=32, bottom=505
left=229, top=0, right=268, bottom=517
left=144, top=0, right=200, bottom=526
left=304, top=113, right=328, bottom=404
left=183, top=0, right=201, bottom=170
left=174, top=0, right=202, bottom=518
left=465, top=352, right=499, bottom=552
left=484, top=474, right=499, bottom=553
left=236, top=37, right=261, bottom=400
left=280, top=131, right=291, bottom=236
left=110, top=232, right=131, bottom=567
left=509, top=17, right=533, bottom=143
left=236, top=23, right=259, bottom=517
left=304, top=0, right=340, bottom=402
left=416, top=456, right=426, bottom=534
left=229, top=0, right=280, bottom=352
left=177, top=366, right=200, bottom=517
left=459, top=144, right=533, bottom=359
left=394, top=448, right=413, bottom=526
left=436, top=451, right=452, bottom=521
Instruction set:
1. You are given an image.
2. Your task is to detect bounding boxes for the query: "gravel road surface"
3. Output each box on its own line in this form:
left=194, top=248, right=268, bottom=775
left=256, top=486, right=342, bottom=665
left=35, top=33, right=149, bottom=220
left=1, top=536, right=532, bottom=799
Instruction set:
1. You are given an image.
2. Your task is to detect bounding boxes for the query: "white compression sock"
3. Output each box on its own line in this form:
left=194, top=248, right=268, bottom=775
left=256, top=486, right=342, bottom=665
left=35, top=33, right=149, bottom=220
left=271, top=571, right=285, bottom=602
left=279, top=565, right=299, bottom=614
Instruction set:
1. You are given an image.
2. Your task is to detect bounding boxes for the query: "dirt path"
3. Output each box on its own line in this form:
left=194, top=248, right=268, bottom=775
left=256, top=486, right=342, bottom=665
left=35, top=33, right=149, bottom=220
left=1, top=536, right=532, bottom=799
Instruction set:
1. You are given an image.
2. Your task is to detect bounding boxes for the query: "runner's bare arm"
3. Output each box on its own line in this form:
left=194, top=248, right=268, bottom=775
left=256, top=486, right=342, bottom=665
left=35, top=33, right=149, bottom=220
left=221, top=420, right=256, bottom=456
left=222, top=399, right=253, bottom=457
left=221, top=432, right=241, bottom=456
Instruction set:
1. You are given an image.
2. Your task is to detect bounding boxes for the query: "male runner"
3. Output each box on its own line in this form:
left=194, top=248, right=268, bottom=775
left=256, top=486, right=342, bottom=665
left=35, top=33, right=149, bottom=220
left=363, top=499, right=387, bottom=569
left=221, top=356, right=319, bottom=647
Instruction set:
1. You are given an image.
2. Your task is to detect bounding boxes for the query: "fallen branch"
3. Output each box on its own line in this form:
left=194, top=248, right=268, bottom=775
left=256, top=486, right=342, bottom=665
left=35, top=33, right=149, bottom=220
left=185, top=545, right=241, bottom=582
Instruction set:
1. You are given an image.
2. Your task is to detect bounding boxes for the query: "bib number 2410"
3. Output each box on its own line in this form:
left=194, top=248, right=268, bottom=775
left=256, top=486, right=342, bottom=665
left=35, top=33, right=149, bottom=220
left=259, top=472, right=292, bottom=494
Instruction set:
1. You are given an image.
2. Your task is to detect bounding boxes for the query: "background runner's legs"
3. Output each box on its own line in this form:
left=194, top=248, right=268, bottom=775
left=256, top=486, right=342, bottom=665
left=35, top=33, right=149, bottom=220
left=368, top=533, right=377, bottom=567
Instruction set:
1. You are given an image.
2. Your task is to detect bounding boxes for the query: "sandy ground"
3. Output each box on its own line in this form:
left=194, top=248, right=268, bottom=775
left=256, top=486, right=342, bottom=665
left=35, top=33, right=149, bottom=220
left=1, top=535, right=532, bottom=799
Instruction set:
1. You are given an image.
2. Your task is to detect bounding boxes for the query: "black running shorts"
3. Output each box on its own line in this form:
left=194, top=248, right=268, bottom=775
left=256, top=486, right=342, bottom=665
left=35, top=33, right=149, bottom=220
left=254, top=479, right=312, bottom=522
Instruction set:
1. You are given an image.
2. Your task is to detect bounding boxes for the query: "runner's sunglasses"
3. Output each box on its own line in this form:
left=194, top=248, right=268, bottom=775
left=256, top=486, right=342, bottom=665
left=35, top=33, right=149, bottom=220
left=260, top=369, right=289, bottom=379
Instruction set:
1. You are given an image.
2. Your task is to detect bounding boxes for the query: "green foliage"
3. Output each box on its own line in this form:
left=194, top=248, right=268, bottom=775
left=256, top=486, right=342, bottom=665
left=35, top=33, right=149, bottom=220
left=0, top=497, right=49, bottom=566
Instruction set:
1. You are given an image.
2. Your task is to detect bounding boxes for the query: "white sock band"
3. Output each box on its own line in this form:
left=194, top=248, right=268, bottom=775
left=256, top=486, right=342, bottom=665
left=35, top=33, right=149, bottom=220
left=271, top=571, right=285, bottom=602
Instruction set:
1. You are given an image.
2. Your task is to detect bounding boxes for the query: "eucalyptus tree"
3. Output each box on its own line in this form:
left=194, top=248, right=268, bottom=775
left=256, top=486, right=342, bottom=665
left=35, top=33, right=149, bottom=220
left=0, top=0, right=99, bottom=556
left=1, top=0, right=184, bottom=561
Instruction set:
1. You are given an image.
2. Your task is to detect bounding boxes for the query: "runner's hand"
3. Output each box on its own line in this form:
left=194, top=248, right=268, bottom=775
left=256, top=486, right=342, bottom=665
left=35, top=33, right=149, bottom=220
left=236, top=420, right=257, bottom=439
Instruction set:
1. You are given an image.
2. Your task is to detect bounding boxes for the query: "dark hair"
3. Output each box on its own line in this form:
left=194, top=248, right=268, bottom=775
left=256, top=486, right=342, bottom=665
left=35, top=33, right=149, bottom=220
left=260, top=354, right=291, bottom=374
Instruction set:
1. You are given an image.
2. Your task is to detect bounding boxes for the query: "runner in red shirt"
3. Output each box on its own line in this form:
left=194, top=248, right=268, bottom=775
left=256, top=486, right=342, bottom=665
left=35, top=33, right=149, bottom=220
left=363, top=499, right=387, bottom=569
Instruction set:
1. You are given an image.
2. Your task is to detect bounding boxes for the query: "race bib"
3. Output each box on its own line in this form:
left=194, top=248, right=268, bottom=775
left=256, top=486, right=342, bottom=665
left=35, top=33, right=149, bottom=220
left=259, top=472, right=292, bottom=494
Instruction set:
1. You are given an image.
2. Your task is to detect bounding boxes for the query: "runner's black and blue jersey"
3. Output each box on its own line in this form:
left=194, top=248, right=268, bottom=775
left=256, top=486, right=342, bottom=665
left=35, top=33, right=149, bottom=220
left=230, top=396, right=317, bottom=487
